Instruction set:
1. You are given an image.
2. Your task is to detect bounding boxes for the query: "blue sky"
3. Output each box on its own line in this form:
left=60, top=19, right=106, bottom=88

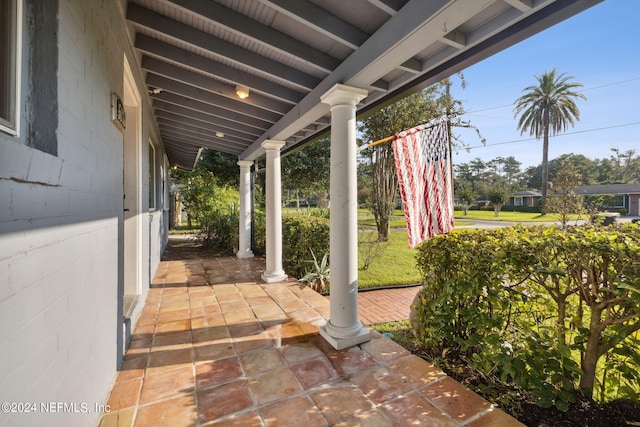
left=450, top=0, right=640, bottom=170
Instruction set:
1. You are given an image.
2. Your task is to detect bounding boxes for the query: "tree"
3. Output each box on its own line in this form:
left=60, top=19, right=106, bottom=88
left=554, top=153, right=598, bottom=185
left=469, top=157, right=486, bottom=182
left=454, top=162, right=474, bottom=183
left=544, top=160, right=585, bottom=228
left=282, top=137, right=331, bottom=210
left=606, top=147, right=640, bottom=183
left=456, top=155, right=523, bottom=194
left=454, top=179, right=476, bottom=215
left=357, top=160, right=373, bottom=205
left=171, top=167, right=239, bottom=253
left=198, top=149, right=241, bottom=187
left=485, top=180, right=511, bottom=216
left=522, top=153, right=598, bottom=189
left=502, top=156, right=522, bottom=185
left=513, top=69, right=586, bottom=209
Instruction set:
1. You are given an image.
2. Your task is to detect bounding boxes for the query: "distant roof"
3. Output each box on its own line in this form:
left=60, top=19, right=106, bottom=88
left=512, top=190, right=542, bottom=197
left=575, top=184, right=640, bottom=195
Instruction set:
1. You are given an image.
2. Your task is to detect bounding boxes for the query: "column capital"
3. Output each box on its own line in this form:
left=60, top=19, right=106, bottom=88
left=320, top=84, right=368, bottom=107
left=261, top=140, right=286, bottom=151
left=237, top=160, right=253, bottom=168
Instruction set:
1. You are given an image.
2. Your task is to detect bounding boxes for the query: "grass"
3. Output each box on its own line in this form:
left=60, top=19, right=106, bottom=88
left=357, top=211, right=407, bottom=228
left=356, top=209, right=580, bottom=231
left=371, top=320, right=416, bottom=344
left=455, top=209, right=583, bottom=222
left=355, top=208, right=585, bottom=288
left=358, top=229, right=421, bottom=289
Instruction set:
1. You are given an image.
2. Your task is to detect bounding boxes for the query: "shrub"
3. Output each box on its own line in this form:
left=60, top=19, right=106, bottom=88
left=253, top=210, right=266, bottom=256
left=299, top=250, right=330, bottom=293
left=282, top=215, right=330, bottom=278
left=175, top=168, right=240, bottom=254
left=413, top=230, right=511, bottom=350
left=197, top=185, right=240, bottom=254
left=504, top=206, right=540, bottom=213
left=413, top=224, right=640, bottom=411
left=358, top=228, right=389, bottom=271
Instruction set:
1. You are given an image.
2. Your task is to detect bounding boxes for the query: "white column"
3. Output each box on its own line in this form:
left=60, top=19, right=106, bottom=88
left=237, top=160, right=254, bottom=259
left=260, top=140, right=287, bottom=283
left=319, top=83, right=370, bottom=350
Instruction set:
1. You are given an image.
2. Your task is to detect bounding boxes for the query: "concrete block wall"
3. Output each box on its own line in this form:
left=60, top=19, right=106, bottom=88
left=150, top=210, right=165, bottom=280
left=0, top=0, right=166, bottom=425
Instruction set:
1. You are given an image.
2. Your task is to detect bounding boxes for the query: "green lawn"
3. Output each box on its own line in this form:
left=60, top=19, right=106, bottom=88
left=356, top=209, right=581, bottom=231
left=355, top=209, right=586, bottom=289
left=282, top=207, right=582, bottom=289
left=358, top=229, right=421, bottom=289
left=455, top=210, right=582, bottom=222
left=357, top=211, right=407, bottom=229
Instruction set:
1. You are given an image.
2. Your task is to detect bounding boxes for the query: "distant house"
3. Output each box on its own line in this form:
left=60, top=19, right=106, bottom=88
left=575, top=184, right=640, bottom=216
left=506, top=190, right=542, bottom=208
left=474, top=195, right=490, bottom=208
left=502, top=184, right=640, bottom=216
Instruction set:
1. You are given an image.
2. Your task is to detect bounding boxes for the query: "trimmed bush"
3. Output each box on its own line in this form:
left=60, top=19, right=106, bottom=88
left=413, top=224, right=640, bottom=410
left=504, top=205, right=541, bottom=213
left=253, top=210, right=266, bottom=256
left=282, top=215, right=330, bottom=278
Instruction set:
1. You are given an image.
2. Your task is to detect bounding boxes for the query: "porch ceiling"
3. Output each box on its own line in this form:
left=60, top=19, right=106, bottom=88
left=125, top=0, right=601, bottom=170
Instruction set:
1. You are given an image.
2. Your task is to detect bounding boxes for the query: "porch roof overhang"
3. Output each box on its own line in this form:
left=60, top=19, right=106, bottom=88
left=125, top=0, right=602, bottom=170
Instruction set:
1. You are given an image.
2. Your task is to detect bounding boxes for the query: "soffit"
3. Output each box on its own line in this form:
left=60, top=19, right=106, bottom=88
left=125, top=0, right=602, bottom=169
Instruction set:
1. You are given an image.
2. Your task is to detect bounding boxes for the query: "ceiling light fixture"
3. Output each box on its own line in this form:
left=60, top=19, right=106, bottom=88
left=235, top=85, right=250, bottom=99
left=215, top=132, right=224, bottom=138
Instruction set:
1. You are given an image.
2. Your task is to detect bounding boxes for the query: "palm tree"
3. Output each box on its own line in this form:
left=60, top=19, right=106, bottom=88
left=513, top=69, right=586, bottom=208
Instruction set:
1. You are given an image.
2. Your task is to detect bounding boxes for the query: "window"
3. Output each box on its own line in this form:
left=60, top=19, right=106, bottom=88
left=514, top=197, right=524, bottom=207
left=149, top=142, right=156, bottom=210
left=0, top=0, right=22, bottom=135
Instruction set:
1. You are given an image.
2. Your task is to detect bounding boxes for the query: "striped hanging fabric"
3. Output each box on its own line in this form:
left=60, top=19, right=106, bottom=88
left=392, top=118, right=454, bottom=248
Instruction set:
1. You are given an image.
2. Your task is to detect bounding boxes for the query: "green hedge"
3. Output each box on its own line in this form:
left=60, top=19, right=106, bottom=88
left=414, top=223, right=640, bottom=411
left=282, top=215, right=330, bottom=278
left=252, top=210, right=266, bottom=256
left=471, top=205, right=541, bottom=213
left=502, top=205, right=541, bottom=213
left=197, top=186, right=240, bottom=254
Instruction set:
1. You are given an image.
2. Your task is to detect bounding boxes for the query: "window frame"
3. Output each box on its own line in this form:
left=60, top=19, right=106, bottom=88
left=0, top=0, right=22, bottom=136
left=149, top=141, right=156, bottom=211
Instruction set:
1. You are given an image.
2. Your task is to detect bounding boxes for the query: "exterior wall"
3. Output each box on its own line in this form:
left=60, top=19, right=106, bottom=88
left=630, top=194, right=640, bottom=216
left=0, top=1, right=167, bottom=426
left=149, top=210, right=165, bottom=278
left=506, top=196, right=540, bottom=207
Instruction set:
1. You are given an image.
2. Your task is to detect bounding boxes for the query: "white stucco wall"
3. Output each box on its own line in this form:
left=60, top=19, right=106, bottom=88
left=0, top=0, right=166, bottom=426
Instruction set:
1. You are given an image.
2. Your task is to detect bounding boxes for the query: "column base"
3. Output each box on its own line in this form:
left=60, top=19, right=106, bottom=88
left=236, top=250, right=254, bottom=259
left=261, top=270, right=287, bottom=283
left=319, top=321, right=371, bottom=350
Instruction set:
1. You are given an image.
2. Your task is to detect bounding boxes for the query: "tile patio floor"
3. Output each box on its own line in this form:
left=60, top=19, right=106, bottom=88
left=98, top=255, right=523, bottom=427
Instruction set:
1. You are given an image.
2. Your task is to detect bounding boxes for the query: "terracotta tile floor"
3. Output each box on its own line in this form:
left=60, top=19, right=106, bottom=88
left=99, top=256, right=524, bottom=426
